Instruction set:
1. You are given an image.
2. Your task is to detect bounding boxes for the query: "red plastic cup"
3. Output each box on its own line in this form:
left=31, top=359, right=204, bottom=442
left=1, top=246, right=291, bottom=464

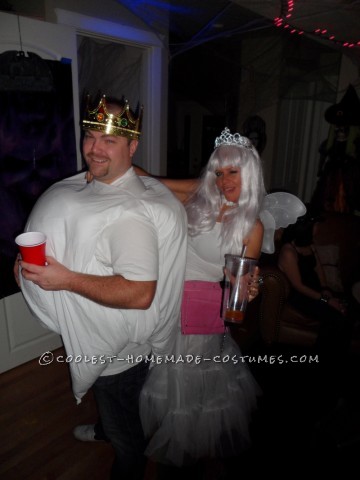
left=15, top=232, right=47, bottom=266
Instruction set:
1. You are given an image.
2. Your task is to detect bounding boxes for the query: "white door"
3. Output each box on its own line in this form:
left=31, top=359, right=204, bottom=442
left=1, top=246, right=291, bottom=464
left=0, top=11, right=80, bottom=372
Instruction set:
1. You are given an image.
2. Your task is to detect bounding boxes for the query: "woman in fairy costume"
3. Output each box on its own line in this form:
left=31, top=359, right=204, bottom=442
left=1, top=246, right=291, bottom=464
left=139, top=128, right=265, bottom=471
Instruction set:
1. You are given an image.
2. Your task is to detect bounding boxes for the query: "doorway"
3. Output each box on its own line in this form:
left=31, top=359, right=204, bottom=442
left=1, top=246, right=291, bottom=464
left=56, top=8, right=167, bottom=174
left=77, top=35, right=144, bottom=168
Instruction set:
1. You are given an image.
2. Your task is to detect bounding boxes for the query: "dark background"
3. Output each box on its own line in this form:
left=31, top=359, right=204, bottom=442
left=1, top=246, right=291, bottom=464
left=0, top=58, right=78, bottom=298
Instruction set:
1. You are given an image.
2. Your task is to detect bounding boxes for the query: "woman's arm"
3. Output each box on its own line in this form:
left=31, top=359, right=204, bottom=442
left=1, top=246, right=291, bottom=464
left=243, top=219, right=264, bottom=260
left=133, top=164, right=199, bottom=203
left=160, top=178, right=199, bottom=203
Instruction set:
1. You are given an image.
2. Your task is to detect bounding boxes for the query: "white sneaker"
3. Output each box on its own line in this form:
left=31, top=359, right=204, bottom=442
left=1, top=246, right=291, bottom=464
left=73, top=424, right=99, bottom=442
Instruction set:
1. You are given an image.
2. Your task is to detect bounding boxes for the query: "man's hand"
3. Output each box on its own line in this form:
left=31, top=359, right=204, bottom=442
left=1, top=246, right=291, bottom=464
left=20, top=256, right=74, bottom=291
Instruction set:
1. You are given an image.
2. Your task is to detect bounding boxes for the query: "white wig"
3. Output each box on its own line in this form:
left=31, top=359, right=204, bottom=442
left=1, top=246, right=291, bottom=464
left=185, top=143, right=266, bottom=254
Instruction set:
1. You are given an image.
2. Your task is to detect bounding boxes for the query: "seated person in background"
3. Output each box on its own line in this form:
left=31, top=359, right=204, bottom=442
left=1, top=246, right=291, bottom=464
left=278, top=213, right=353, bottom=395
left=278, top=213, right=345, bottom=314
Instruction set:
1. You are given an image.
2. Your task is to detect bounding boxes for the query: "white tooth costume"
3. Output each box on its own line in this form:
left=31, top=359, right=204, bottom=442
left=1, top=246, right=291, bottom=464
left=19, top=169, right=187, bottom=403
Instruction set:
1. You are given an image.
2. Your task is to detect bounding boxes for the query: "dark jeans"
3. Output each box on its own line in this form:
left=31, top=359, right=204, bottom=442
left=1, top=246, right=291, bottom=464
left=93, top=360, right=150, bottom=480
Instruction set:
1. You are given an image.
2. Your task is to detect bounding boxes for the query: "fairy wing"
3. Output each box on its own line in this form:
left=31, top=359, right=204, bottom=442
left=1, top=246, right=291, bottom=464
left=259, top=192, right=307, bottom=254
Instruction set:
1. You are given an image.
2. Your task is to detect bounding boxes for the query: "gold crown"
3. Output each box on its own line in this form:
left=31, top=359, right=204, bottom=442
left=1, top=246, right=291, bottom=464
left=82, top=94, right=143, bottom=140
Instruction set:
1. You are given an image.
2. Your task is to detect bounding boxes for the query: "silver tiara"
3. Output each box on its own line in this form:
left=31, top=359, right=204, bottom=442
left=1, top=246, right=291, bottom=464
left=214, top=127, right=253, bottom=149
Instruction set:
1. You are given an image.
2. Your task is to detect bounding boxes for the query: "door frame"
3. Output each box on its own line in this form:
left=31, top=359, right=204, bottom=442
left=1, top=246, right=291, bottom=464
left=55, top=9, right=168, bottom=175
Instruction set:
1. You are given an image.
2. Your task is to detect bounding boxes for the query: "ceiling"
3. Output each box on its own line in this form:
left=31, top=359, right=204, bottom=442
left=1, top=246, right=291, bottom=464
left=112, top=0, right=360, bottom=124
left=115, top=0, right=360, bottom=60
left=114, top=0, right=360, bottom=119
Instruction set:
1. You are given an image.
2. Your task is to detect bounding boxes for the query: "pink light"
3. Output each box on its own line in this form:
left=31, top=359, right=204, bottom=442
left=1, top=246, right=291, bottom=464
left=273, top=0, right=359, bottom=48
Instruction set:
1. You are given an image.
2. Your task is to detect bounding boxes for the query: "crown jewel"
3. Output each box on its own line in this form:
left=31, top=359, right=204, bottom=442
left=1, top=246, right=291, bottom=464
left=82, top=94, right=143, bottom=140
left=214, top=127, right=253, bottom=149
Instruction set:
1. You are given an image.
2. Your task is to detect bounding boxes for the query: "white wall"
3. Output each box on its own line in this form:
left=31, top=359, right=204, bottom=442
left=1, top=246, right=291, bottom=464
left=46, top=0, right=149, bottom=30
left=6, top=0, right=150, bottom=31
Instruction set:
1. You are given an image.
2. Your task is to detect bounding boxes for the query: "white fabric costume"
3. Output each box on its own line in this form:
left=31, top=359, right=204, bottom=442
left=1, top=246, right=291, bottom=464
left=139, top=192, right=306, bottom=465
left=139, top=223, right=261, bottom=466
left=20, top=168, right=187, bottom=403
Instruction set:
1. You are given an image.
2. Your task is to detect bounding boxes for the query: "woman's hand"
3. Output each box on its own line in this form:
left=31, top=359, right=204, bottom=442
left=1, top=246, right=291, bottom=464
left=248, top=266, right=262, bottom=302
left=224, top=265, right=262, bottom=303
left=19, top=256, right=74, bottom=291
left=85, top=171, right=93, bottom=183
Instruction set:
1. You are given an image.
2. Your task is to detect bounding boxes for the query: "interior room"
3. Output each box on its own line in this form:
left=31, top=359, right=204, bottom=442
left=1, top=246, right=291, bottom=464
left=1, top=0, right=360, bottom=478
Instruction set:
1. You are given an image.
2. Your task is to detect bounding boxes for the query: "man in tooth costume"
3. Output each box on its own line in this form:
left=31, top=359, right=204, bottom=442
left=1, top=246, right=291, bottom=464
left=21, top=171, right=187, bottom=401
left=17, top=95, right=187, bottom=480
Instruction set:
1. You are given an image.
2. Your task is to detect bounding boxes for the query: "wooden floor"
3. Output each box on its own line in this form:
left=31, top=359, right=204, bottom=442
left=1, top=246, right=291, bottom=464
left=0, top=347, right=156, bottom=480
left=1, top=344, right=360, bottom=479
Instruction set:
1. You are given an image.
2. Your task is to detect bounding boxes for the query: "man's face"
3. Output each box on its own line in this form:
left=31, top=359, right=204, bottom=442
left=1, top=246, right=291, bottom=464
left=82, top=130, right=138, bottom=184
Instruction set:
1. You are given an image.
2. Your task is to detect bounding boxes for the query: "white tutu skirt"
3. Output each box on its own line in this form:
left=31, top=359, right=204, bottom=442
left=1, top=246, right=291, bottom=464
left=139, top=330, right=261, bottom=466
